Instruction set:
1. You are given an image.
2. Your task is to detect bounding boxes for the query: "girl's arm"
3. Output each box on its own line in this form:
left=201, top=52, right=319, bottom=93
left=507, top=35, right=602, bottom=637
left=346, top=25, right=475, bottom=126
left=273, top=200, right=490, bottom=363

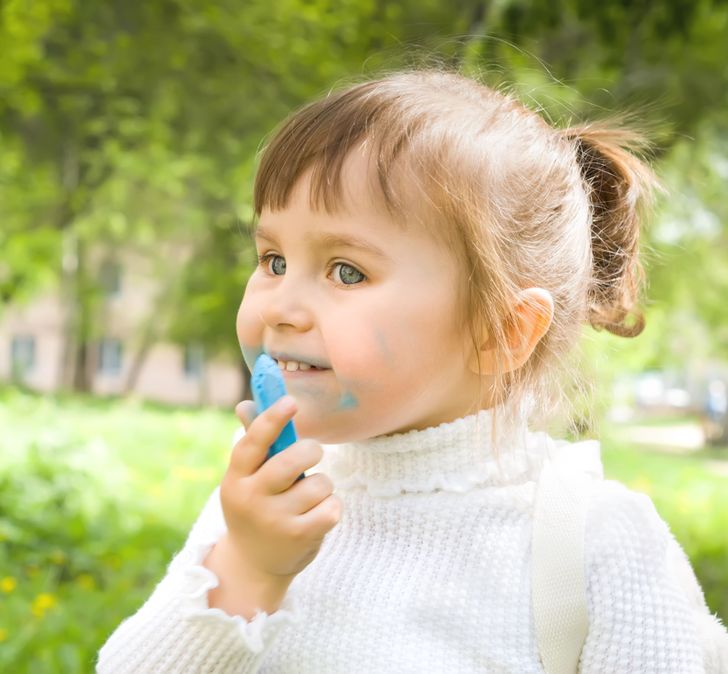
left=96, top=485, right=298, bottom=673
left=663, top=535, right=728, bottom=673
left=579, top=481, right=728, bottom=674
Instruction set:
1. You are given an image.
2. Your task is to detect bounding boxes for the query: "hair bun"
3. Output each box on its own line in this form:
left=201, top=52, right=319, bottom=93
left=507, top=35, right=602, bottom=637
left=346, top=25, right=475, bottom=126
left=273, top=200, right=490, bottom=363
left=564, top=124, right=658, bottom=338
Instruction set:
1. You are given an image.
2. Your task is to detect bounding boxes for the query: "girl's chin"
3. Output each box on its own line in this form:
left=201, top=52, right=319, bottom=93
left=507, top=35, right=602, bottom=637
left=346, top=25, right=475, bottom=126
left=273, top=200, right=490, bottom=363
left=294, top=423, right=351, bottom=445
left=292, top=415, right=370, bottom=445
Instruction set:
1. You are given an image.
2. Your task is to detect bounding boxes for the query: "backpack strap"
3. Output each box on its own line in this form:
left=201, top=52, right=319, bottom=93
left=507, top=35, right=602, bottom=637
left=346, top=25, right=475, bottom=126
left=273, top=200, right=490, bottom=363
left=531, top=439, right=602, bottom=674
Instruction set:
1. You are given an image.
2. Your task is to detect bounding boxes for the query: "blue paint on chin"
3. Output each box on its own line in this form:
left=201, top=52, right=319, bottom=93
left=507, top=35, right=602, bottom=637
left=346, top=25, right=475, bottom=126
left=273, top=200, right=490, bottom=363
left=241, top=345, right=264, bottom=372
left=338, top=391, right=358, bottom=410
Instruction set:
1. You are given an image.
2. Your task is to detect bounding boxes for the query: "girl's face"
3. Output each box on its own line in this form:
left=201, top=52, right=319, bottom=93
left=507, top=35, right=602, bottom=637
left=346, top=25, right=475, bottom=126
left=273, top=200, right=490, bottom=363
left=237, top=149, right=485, bottom=443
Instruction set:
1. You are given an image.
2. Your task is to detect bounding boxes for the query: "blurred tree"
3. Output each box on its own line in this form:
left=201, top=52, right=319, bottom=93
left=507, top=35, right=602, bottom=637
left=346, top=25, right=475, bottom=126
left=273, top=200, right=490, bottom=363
left=1, top=0, right=726, bottom=394
left=472, top=0, right=727, bottom=131
left=0, top=0, right=474, bottom=391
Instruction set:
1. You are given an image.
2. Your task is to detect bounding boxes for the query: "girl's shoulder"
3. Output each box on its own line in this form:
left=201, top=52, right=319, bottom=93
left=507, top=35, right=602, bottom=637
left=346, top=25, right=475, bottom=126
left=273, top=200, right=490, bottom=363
left=582, top=477, right=695, bottom=605
left=582, top=474, right=708, bottom=611
left=538, top=434, right=679, bottom=574
left=579, top=477, right=728, bottom=671
left=585, top=477, right=668, bottom=545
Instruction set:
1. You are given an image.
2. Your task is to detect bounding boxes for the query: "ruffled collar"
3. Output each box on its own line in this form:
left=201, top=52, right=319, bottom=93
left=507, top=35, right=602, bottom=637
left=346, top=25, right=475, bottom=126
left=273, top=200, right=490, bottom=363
left=322, top=407, right=561, bottom=498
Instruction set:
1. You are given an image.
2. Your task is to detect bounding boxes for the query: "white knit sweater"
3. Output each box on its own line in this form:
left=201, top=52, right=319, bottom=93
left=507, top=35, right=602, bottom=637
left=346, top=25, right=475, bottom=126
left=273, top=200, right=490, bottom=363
left=97, top=410, right=728, bottom=673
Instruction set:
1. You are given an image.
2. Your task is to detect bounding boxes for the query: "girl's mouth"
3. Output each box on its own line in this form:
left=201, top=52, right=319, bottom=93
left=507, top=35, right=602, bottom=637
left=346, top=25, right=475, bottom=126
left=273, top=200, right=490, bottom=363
left=273, top=358, right=331, bottom=373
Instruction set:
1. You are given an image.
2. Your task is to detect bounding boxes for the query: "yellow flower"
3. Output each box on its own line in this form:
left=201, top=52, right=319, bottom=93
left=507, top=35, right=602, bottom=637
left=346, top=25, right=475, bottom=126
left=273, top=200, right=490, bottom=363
left=0, top=577, right=17, bottom=593
left=31, top=593, right=58, bottom=618
left=0, top=627, right=8, bottom=642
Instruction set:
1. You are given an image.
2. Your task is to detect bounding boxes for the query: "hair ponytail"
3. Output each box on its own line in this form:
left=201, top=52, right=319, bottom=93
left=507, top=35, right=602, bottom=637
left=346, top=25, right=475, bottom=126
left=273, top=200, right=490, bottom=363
left=564, top=124, right=658, bottom=338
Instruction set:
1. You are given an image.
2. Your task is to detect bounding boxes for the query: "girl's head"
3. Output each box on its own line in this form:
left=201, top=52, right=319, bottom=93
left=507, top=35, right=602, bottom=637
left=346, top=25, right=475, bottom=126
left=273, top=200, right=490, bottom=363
left=237, top=69, right=656, bottom=443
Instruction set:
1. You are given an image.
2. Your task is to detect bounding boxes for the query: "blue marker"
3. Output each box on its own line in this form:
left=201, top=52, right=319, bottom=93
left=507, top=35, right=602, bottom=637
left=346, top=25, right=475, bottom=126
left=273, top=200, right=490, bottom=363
left=251, top=353, right=304, bottom=481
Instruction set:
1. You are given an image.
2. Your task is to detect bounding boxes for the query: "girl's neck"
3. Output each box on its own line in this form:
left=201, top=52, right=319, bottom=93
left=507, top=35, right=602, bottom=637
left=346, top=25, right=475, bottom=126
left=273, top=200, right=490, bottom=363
left=323, top=407, right=550, bottom=498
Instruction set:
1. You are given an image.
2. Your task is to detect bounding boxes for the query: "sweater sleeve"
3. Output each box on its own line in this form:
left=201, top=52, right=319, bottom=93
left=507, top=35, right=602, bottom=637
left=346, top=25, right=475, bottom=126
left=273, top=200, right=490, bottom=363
left=579, top=480, right=728, bottom=674
left=96, top=484, right=298, bottom=673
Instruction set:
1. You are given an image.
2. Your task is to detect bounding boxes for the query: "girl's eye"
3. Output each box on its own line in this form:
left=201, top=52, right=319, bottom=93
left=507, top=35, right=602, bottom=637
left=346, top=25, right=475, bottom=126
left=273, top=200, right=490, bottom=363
left=259, top=254, right=365, bottom=286
left=259, top=254, right=286, bottom=275
left=332, top=262, right=366, bottom=286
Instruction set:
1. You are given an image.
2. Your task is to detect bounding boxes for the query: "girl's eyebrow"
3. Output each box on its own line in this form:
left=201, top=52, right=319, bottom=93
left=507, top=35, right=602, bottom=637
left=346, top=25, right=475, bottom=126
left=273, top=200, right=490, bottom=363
left=312, top=232, right=388, bottom=260
left=255, top=224, right=388, bottom=260
left=253, top=225, right=279, bottom=245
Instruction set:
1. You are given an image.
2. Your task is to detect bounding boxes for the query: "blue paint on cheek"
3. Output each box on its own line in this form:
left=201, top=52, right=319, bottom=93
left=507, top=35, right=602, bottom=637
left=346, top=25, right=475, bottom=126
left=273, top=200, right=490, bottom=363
left=338, top=391, right=359, bottom=410
left=241, top=345, right=264, bottom=372
left=374, top=328, right=394, bottom=365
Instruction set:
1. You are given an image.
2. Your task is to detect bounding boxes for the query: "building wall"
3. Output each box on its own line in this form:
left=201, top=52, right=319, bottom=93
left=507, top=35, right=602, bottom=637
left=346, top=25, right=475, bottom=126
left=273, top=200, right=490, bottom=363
left=0, top=291, right=66, bottom=393
left=0, top=251, right=243, bottom=408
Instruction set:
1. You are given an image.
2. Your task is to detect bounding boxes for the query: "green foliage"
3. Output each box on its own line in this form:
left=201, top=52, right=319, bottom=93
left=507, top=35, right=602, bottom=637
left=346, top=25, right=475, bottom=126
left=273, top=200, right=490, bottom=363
left=2, top=0, right=727, bottom=371
left=0, top=387, right=235, bottom=672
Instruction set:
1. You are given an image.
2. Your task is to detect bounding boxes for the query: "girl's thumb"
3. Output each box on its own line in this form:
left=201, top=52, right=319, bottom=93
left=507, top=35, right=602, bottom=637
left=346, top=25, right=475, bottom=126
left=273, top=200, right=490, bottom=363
left=235, top=400, right=258, bottom=430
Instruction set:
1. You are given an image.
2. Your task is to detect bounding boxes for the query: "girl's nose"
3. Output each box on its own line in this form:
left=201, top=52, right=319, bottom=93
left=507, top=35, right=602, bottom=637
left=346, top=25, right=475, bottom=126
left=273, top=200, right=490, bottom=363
left=260, top=281, right=315, bottom=332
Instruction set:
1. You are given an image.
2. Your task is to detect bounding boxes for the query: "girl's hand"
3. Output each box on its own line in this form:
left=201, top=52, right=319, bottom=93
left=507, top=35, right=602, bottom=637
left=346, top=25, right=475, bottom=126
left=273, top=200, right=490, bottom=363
left=220, top=396, right=342, bottom=581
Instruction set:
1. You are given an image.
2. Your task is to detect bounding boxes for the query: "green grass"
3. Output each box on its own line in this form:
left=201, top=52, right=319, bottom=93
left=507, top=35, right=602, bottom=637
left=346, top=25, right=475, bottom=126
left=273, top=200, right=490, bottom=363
left=600, top=421, right=728, bottom=621
left=0, top=387, right=237, bottom=673
left=0, top=387, right=725, bottom=672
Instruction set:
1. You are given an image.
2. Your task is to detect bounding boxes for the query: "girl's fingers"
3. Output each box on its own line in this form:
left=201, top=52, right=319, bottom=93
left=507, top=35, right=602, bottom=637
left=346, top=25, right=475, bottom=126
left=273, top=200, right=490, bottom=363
left=292, top=493, right=342, bottom=537
left=228, top=396, right=297, bottom=477
left=258, top=438, right=323, bottom=494
left=235, top=400, right=258, bottom=429
left=277, top=472, right=335, bottom=515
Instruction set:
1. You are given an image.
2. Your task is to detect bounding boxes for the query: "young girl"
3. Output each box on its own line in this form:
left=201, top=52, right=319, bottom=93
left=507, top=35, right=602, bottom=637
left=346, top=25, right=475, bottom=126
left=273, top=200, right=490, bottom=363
left=98, top=70, right=727, bottom=673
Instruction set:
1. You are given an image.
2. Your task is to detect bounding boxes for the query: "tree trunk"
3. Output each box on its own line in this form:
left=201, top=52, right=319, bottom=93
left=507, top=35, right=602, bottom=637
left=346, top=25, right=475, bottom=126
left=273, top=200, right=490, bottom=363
left=122, top=330, right=156, bottom=395
left=122, top=266, right=186, bottom=394
left=59, top=229, right=92, bottom=391
left=56, top=142, right=94, bottom=393
left=458, top=1, right=491, bottom=66
left=55, top=136, right=113, bottom=392
left=71, top=235, right=93, bottom=392
left=58, top=229, right=77, bottom=390
left=122, top=308, right=161, bottom=395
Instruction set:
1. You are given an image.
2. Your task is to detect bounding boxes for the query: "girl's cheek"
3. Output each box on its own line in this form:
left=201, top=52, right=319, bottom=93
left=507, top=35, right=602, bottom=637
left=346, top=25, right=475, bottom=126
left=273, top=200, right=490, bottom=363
left=236, top=293, right=263, bottom=335
left=327, top=324, right=388, bottom=375
left=372, top=325, right=396, bottom=366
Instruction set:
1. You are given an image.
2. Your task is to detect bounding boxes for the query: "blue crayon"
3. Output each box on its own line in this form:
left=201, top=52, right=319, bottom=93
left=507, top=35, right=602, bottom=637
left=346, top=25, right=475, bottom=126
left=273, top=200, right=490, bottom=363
left=251, top=353, right=304, bottom=481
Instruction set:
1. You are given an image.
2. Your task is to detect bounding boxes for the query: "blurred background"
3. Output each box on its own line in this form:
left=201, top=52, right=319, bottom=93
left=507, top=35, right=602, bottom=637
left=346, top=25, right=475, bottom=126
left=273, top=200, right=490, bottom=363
left=1, top=1, right=727, bottom=671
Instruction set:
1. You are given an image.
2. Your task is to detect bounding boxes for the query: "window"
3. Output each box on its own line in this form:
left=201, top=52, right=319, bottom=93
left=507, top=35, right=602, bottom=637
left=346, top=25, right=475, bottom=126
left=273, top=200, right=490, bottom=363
left=99, top=261, right=121, bottom=297
left=183, top=344, right=204, bottom=379
left=11, top=335, right=35, bottom=376
left=98, top=338, right=123, bottom=376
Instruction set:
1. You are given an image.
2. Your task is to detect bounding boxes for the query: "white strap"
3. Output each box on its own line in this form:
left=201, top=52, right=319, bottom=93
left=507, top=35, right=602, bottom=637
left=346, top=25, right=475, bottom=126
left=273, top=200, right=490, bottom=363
left=532, top=440, right=599, bottom=674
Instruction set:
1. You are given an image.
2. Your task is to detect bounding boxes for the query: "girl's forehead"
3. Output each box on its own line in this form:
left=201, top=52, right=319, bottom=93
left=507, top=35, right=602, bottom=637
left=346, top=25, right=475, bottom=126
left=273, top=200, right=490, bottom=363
left=258, top=159, right=441, bottom=254
left=288, top=146, right=433, bottom=233
left=260, top=167, right=400, bottom=239
left=258, top=140, right=450, bottom=250
left=308, top=145, right=392, bottom=216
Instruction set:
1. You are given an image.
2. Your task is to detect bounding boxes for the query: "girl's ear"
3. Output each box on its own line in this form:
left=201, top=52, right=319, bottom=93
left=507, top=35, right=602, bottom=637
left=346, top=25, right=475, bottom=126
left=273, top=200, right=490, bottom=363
left=468, top=288, right=554, bottom=375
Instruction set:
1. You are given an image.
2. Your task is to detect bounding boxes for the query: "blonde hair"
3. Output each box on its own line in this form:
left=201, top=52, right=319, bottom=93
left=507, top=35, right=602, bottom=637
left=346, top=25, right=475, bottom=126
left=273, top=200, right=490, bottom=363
left=253, top=69, right=658, bottom=438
